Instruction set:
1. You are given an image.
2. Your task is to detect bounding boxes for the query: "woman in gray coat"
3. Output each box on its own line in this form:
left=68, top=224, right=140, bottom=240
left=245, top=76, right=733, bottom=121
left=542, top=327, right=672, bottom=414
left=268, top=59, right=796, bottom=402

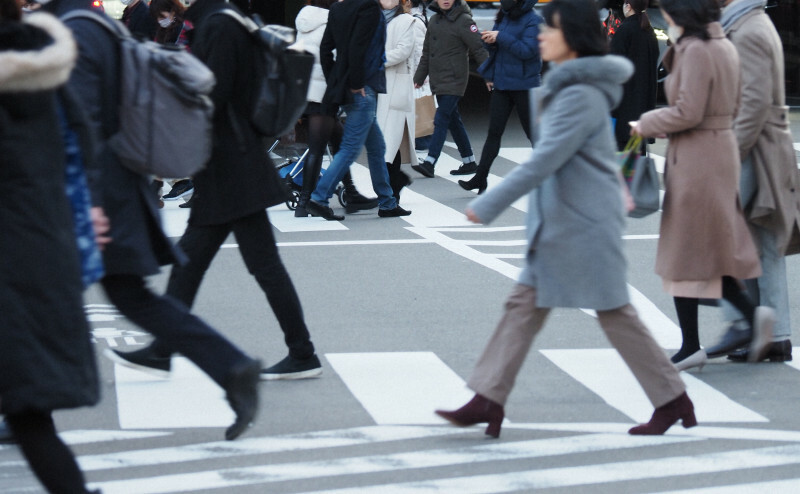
left=435, top=0, right=693, bottom=438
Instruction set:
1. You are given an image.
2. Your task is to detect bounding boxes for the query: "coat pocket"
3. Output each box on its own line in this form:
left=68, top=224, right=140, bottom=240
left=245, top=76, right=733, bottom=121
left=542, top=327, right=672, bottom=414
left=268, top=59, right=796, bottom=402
left=389, top=73, right=413, bottom=111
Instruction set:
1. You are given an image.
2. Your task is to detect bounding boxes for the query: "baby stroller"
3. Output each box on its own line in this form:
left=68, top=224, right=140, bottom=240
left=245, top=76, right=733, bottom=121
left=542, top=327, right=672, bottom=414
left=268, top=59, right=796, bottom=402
left=270, top=140, right=348, bottom=211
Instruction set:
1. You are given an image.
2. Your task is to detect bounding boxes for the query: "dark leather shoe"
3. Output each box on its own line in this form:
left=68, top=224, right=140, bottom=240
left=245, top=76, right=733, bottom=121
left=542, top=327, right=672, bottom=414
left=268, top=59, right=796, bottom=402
left=629, top=392, right=696, bottom=435
left=378, top=205, right=412, bottom=217
left=224, top=358, right=261, bottom=440
left=305, top=200, right=344, bottom=221
left=436, top=393, right=505, bottom=438
left=344, top=198, right=379, bottom=214
left=412, top=160, right=435, bottom=178
left=705, top=321, right=752, bottom=358
left=728, top=339, right=792, bottom=362
left=458, top=176, right=487, bottom=194
left=450, top=162, right=478, bottom=175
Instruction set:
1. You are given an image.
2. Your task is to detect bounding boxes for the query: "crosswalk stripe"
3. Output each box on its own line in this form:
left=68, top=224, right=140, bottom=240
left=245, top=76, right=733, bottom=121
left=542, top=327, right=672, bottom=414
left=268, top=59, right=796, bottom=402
left=88, top=433, right=696, bottom=493
left=506, top=422, right=800, bottom=442
left=325, top=352, right=474, bottom=425
left=653, top=477, right=800, bottom=493
left=268, top=207, right=349, bottom=232
left=294, top=444, right=800, bottom=493
left=540, top=349, right=768, bottom=423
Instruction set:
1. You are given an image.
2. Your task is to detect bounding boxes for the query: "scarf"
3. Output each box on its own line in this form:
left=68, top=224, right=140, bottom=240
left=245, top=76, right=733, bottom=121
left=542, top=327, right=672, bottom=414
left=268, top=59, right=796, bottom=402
left=382, top=5, right=400, bottom=24
left=720, top=0, right=766, bottom=31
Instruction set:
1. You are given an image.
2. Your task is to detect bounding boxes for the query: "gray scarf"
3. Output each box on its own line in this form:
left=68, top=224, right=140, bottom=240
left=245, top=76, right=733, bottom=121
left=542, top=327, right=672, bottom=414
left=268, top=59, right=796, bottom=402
left=383, top=6, right=401, bottom=24
left=720, top=0, right=766, bottom=31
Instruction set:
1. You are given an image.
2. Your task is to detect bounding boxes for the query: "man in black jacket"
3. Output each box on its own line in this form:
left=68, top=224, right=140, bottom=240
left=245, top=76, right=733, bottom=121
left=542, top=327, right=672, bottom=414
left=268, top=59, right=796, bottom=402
left=45, top=0, right=260, bottom=441
left=305, top=0, right=411, bottom=220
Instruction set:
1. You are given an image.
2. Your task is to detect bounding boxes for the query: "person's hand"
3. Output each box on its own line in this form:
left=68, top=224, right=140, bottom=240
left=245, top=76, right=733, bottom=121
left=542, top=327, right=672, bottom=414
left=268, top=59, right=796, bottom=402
left=628, top=120, right=641, bottom=136
left=466, top=208, right=483, bottom=224
left=350, top=87, right=366, bottom=97
left=90, top=206, right=112, bottom=250
left=481, top=30, right=498, bottom=44
left=486, top=81, right=494, bottom=92
left=414, top=82, right=422, bottom=89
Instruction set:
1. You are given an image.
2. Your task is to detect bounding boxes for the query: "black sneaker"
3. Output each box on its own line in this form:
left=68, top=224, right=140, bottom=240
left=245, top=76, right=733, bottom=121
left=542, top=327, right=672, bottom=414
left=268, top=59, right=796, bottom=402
left=411, top=160, right=435, bottom=178
left=450, top=162, right=478, bottom=175
left=103, top=347, right=172, bottom=378
left=260, top=354, right=322, bottom=381
left=0, top=418, right=15, bottom=445
left=163, top=179, right=194, bottom=201
left=378, top=205, right=412, bottom=217
left=305, top=200, right=344, bottom=221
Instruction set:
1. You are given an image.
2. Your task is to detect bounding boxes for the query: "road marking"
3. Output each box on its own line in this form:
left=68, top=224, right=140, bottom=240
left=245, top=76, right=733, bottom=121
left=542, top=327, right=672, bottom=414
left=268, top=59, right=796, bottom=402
left=268, top=207, right=348, bottom=232
left=295, top=443, right=800, bottom=494
left=114, top=357, right=234, bottom=429
left=654, top=478, right=800, bottom=493
left=325, top=352, right=474, bottom=425
left=540, top=349, right=767, bottom=423
left=73, top=426, right=472, bottom=472
left=88, top=433, right=696, bottom=493
left=507, top=422, right=800, bottom=442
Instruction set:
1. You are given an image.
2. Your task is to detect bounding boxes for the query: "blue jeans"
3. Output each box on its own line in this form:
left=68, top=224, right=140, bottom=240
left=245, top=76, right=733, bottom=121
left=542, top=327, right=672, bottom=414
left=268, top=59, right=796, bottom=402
left=425, top=94, right=474, bottom=165
left=721, top=155, right=792, bottom=339
left=311, top=88, right=396, bottom=210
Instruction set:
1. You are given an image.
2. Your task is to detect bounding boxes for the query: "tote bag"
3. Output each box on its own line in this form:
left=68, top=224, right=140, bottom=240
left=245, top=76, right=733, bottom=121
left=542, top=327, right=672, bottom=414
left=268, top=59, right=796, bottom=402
left=620, top=136, right=660, bottom=218
left=415, top=86, right=435, bottom=138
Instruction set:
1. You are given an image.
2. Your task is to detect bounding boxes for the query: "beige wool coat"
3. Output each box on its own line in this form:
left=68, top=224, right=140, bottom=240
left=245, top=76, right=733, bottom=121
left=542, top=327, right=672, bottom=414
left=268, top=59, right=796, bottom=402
left=638, top=23, right=761, bottom=293
left=725, top=7, right=800, bottom=255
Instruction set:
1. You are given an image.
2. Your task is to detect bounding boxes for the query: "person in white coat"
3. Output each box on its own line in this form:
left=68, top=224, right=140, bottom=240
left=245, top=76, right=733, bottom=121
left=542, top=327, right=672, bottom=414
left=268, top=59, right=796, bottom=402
left=376, top=0, right=418, bottom=204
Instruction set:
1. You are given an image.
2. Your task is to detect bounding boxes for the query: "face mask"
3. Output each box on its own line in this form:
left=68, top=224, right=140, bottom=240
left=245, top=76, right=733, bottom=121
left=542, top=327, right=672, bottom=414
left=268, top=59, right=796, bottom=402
left=158, top=16, right=174, bottom=28
left=667, top=24, right=683, bottom=42
left=500, top=0, right=516, bottom=11
left=120, top=0, right=135, bottom=5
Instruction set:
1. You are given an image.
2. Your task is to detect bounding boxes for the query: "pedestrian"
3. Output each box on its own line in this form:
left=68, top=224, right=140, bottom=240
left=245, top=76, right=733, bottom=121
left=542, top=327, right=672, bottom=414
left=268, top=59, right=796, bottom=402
left=435, top=0, right=695, bottom=438
left=706, top=0, right=800, bottom=363
left=409, top=0, right=431, bottom=153
left=609, top=0, right=659, bottom=152
left=630, top=0, right=774, bottom=372
left=44, top=0, right=261, bottom=441
left=458, top=0, right=542, bottom=195
left=377, top=0, right=418, bottom=205
left=108, top=0, right=325, bottom=381
left=411, top=0, right=488, bottom=178
left=293, top=0, right=378, bottom=218
left=120, top=0, right=156, bottom=40
left=1, top=6, right=101, bottom=491
left=305, top=0, right=411, bottom=220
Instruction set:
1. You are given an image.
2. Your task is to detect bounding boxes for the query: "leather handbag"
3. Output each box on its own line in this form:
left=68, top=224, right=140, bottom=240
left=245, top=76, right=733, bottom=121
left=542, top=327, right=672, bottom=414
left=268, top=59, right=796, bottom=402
left=620, top=136, right=660, bottom=218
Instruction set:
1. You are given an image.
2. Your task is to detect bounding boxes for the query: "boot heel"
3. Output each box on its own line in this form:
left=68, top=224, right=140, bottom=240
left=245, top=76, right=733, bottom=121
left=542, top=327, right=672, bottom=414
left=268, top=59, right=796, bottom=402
left=485, top=418, right=502, bottom=438
left=681, top=411, right=698, bottom=429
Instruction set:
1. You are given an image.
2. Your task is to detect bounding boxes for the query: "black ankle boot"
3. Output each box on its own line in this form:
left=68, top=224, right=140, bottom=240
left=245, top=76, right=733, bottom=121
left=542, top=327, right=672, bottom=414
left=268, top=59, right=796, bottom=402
left=295, top=191, right=311, bottom=217
left=458, top=164, right=489, bottom=194
left=389, top=168, right=412, bottom=204
left=341, top=172, right=377, bottom=204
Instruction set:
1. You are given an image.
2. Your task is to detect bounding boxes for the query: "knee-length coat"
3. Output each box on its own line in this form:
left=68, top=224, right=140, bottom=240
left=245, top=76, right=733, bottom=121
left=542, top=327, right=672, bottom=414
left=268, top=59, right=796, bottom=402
left=637, top=23, right=761, bottom=289
left=0, top=13, right=99, bottom=415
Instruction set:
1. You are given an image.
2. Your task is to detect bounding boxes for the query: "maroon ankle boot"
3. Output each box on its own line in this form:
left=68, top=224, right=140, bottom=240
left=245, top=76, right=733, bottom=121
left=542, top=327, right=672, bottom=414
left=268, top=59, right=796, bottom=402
left=435, top=393, right=505, bottom=438
left=629, top=392, right=697, bottom=435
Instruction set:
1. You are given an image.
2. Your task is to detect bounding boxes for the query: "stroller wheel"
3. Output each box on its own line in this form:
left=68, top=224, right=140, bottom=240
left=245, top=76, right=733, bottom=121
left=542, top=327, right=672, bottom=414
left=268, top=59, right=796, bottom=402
left=286, top=190, right=300, bottom=211
left=336, top=185, right=347, bottom=208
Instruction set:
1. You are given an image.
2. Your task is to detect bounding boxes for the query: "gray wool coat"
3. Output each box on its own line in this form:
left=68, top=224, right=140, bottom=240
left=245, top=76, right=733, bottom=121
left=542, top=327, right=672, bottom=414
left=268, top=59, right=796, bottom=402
left=470, top=55, right=634, bottom=310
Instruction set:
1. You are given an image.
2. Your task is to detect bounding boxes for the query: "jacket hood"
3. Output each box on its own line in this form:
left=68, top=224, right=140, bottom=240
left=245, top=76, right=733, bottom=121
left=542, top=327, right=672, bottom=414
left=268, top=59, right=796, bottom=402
left=0, top=12, right=76, bottom=92
left=295, top=5, right=329, bottom=34
left=429, top=0, right=471, bottom=21
left=540, top=55, right=633, bottom=109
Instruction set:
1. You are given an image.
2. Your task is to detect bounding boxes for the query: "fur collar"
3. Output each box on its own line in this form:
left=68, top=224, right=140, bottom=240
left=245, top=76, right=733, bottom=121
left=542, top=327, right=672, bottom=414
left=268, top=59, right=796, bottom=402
left=0, top=13, right=77, bottom=92
left=539, top=55, right=633, bottom=109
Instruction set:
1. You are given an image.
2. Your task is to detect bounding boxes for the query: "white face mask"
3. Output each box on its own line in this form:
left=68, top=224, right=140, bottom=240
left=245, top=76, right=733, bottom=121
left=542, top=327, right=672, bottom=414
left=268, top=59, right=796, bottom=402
left=667, top=24, right=683, bottom=42
left=158, top=17, right=174, bottom=28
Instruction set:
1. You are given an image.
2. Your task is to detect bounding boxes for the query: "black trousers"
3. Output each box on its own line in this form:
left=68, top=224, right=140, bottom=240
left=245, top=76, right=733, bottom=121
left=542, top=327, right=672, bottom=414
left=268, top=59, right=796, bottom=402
left=102, top=274, right=246, bottom=386
left=166, top=210, right=314, bottom=359
left=478, top=89, right=533, bottom=171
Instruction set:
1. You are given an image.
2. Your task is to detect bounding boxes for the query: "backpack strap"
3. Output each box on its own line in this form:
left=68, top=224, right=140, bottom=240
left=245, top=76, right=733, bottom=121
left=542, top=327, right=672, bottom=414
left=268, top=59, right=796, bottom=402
left=209, top=8, right=260, bottom=33
left=60, top=9, right=131, bottom=40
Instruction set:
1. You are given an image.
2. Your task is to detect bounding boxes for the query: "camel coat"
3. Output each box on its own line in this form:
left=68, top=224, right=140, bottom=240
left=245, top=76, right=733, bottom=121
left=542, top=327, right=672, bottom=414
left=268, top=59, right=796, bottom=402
left=725, top=7, right=800, bottom=255
left=638, top=23, right=761, bottom=294
left=376, top=12, right=417, bottom=164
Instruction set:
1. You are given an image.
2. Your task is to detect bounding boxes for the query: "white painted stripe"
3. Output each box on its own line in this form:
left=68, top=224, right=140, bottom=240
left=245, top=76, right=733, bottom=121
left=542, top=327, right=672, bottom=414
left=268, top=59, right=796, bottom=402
left=75, top=426, right=472, bottom=472
left=217, top=239, right=435, bottom=250
left=114, top=357, right=234, bottom=429
left=794, top=143, right=800, bottom=152
left=435, top=152, right=529, bottom=213
left=60, top=430, right=172, bottom=445
left=627, top=284, right=682, bottom=349
left=507, top=422, right=800, bottom=441
left=159, top=202, right=190, bottom=238
left=325, top=352, right=474, bottom=424
left=295, top=444, right=800, bottom=494
left=654, top=478, right=800, bottom=493
left=460, top=239, right=527, bottom=246
left=623, top=234, right=660, bottom=240
left=433, top=226, right=525, bottom=233
left=784, top=348, right=800, bottom=372
left=88, top=433, right=696, bottom=493
left=267, top=207, right=348, bottom=232
left=491, top=253, right=526, bottom=259
left=540, top=349, right=767, bottom=423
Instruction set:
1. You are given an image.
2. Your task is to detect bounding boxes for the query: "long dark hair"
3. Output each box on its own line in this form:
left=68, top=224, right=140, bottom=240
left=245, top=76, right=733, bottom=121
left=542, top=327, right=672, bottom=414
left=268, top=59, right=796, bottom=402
left=542, top=0, right=608, bottom=57
left=659, top=0, right=720, bottom=41
left=625, top=0, right=652, bottom=30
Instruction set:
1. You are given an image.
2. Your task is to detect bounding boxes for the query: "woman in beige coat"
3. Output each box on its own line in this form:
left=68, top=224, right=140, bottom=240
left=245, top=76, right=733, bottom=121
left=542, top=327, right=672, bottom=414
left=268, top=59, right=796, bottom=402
left=631, top=0, right=772, bottom=372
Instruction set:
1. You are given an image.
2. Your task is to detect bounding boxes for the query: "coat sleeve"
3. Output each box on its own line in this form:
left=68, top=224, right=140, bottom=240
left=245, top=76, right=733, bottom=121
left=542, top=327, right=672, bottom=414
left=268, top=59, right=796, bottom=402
left=459, top=15, right=489, bottom=66
left=346, top=6, right=379, bottom=90
left=413, top=25, right=431, bottom=85
left=320, top=22, right=335, bottom=80
left=470, top=86, right=602, bottom=224
left=495, top=17, right=540, bottom=61
left=384, top=18, right=415, bottom=68
left=637, top=43, right=714, bottom=137
left=731, top=26, right=773, bottom=158
left=197, top=17, right=247, bottom=113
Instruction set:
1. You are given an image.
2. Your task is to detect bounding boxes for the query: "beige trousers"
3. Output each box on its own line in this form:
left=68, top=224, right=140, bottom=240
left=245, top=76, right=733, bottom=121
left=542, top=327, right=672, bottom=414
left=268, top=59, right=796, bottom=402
left=468, top=284, right=686, bottom=408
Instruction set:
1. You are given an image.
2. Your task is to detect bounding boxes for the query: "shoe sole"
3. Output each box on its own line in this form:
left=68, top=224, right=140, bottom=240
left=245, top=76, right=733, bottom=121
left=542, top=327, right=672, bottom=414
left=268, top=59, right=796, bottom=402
left=103, top=348, right=171, bottom=379
left=748, top=307, right=775, bottom=363
left=259, top=367, right=322, bottom=381
left=450, top=169, right=477, bottom=175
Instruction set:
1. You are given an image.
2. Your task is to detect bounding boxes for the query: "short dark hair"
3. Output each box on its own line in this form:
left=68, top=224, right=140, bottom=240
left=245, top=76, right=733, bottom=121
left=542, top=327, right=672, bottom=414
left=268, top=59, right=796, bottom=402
left=542, top=0, right=608, bottom=57
left=659, top=0, right=720, bottom=41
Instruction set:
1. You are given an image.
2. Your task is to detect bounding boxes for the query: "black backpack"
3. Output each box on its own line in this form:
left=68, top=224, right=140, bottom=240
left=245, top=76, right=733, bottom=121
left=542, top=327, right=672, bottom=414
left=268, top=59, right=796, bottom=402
left=212, top=10, right=314, bottom=138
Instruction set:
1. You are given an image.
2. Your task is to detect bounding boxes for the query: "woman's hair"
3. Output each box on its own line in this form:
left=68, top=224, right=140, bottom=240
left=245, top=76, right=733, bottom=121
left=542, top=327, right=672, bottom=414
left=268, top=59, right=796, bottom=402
left=149, top=0, right=185, bottom=20
left=542, top=0, right=608, bottom=57
left=625, top=0, right=652, bottom=30
left=309, top=0, right=338, bottom=9
left=0, top=0, right=22, bottom=21
left=659, top=0, right=720, bottom=41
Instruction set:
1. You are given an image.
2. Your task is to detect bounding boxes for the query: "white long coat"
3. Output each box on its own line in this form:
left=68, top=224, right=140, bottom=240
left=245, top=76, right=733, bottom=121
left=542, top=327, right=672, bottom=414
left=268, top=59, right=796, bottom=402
left=376, top=13, right=418, bottom=164
left=295, top=5, right=329, bottom=104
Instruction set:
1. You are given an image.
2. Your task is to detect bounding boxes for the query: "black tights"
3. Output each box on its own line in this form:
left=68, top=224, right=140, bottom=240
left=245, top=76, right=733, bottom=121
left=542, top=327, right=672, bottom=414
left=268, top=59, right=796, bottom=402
left=303, top=113, right=343, bottom=196
left=5, top=412, right=91, bottom=494
left=672, top=276, right=755, bottom=362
